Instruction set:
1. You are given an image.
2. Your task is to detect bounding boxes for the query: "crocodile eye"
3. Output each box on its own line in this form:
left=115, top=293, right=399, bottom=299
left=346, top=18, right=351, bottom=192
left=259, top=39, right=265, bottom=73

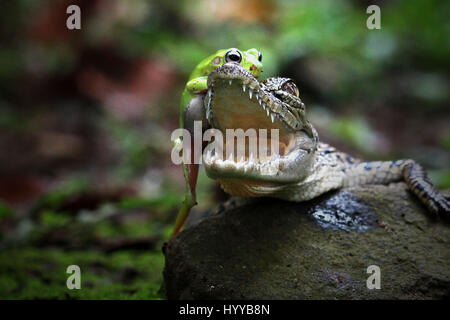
left=258, top=52, right=262, bottom=62
left=225, top=49, right=242, bottom=63
left=282, top=80, right=299, bottom=97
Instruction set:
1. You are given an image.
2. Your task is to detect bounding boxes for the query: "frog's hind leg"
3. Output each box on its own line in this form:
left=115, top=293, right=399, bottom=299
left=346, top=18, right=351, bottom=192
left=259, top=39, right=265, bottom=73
left=171, top=161, right=198, bottom=237
left=171, top=94, right=208, bottom=237
left=170, top=134, right=200, bottom=238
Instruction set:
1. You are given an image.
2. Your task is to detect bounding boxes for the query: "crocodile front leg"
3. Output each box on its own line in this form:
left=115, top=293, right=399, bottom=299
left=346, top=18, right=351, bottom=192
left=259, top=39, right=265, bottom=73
left=342, top=159, right=449, bottom=215
left=282, top=143, right=449, bottom=215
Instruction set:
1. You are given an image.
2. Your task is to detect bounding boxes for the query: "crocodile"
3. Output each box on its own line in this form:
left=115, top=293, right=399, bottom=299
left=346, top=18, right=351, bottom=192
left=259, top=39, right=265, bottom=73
left=172, top=61, right=449, bottom=236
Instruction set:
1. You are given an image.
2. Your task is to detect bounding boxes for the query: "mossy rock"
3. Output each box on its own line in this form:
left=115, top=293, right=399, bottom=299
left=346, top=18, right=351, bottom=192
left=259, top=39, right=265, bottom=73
left=163, top=184, right=450, bottom=299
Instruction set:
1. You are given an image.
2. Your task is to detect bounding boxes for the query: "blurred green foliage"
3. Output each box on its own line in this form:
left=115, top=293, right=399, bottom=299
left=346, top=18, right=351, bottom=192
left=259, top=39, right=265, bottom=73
left=0, top=0, right=448, bottom=299
left=0, top=202, right=13, bottom=221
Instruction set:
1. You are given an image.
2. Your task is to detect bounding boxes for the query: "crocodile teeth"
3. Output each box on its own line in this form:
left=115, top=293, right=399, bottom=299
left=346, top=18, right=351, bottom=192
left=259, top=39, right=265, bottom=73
left=266, top=108, right=270, bottom=116
left=229, top=79, right=232, bottom=85
left=208, top=88, right=212, bottom=98
left=242, top=84, right=246, bottom=92
left=262, top=103, right=266, bottom=110
left=249, top=89, right=253, bottom=99
left=271, top=113, right=275, bottom=123
left=255, top=92, right=259, bottom=100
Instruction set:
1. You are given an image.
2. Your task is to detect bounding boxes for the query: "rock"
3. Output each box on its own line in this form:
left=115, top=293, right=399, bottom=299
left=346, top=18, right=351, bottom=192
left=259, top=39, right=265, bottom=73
left=163, top=184, right=450, bottom=299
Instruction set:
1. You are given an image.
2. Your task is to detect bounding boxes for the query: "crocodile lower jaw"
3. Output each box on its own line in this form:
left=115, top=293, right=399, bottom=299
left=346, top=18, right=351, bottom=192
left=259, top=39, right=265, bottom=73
left=202, top=65, right=309, bottom=182
left=203, top=138, right=311, bottom=182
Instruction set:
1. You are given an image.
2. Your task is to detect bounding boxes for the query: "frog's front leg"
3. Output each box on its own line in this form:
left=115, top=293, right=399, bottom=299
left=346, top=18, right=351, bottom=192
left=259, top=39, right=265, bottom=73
left=342, top=159, right=449, bottom=215
left=186, top=76, right=208, bottom=94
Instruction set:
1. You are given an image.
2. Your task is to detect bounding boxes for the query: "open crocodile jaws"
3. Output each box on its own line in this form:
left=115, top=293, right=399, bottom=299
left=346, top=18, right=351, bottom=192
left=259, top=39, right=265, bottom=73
left=202, top=62, right=317, bottom=196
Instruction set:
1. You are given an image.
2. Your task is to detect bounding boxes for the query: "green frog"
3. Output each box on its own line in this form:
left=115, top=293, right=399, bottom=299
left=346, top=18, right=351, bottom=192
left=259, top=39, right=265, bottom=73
left=172, top=48, right=264, bottom=236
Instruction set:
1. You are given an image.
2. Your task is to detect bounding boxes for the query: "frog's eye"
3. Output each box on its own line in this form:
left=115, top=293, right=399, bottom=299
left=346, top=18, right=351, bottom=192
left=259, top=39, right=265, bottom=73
left=225, top=49, right=242, bottom=63
left=258, top=52, right=262, bottom=62
left=281, top=80, right=299, bottom=97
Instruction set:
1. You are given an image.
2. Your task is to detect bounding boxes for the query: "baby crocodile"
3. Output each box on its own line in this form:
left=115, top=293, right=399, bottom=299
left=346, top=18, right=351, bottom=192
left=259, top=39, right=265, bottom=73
left=173, top=59, right=449, bottom=236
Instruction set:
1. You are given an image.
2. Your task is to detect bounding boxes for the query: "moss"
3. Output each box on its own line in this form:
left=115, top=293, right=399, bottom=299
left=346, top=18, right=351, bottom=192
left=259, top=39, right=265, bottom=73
left=40, top=211, right=72, bottom=228
left=0, top=248, right=165, bottom=299
left=35, top=177, right=89, bottom=211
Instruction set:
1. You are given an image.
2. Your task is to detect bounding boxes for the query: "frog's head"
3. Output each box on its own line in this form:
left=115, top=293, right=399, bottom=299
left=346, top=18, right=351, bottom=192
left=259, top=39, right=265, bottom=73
left=207, top=48, right=263, bottom=78
left=240, top=48, right=263, bottom=78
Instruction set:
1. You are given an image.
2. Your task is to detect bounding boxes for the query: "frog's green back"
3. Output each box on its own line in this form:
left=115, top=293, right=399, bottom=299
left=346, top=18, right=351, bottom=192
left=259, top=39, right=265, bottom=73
left=188, top=49, right=228, bottom=80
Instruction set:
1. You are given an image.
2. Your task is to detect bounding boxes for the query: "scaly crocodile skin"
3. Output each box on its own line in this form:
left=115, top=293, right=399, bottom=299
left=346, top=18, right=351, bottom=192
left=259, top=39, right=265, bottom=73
left=216, top=143, right=449, bottom=215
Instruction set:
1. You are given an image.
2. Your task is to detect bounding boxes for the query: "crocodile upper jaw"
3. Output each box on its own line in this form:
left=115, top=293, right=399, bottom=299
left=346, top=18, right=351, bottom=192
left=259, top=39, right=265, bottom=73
left=202, top=63, right=316, bottom=185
